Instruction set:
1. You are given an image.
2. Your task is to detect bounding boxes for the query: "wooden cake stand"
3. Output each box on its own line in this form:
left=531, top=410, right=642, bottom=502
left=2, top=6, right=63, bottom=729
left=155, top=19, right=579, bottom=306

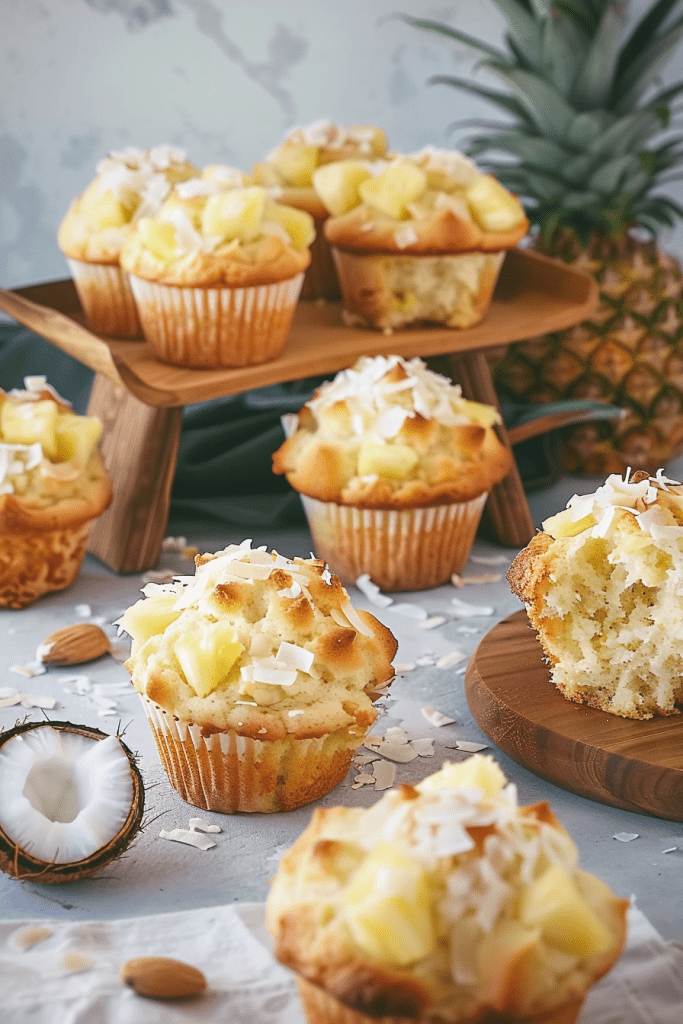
left=0, top=249, right=597, bottom=574
left=466, top=610, right=683, bottom=821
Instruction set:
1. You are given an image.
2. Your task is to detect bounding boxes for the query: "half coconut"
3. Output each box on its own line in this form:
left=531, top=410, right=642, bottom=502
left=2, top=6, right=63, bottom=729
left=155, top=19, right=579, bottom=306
left=0, top=720, right=144, bottom=884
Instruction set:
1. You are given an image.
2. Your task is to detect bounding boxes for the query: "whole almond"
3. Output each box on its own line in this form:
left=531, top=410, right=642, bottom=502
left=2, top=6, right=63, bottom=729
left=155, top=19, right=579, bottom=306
left=38, top=623, right=111, bottom=666
left=120, top=957, right=206, bottom=999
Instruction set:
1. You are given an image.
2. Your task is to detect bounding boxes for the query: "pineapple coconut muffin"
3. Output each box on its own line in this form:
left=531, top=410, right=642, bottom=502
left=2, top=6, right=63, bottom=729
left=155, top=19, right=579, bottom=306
left=58, top=145, right=199, bottom=336
left=0, top=377, right=111, bottom=608
left=508, top=469, right=683, bottom=718
left=121, top=540, right=396, bottom=812
left=273, top=354, right=512, bottom=590
left=119, top=172, right=315, bottom=367
left=252, top=119, right=390, bottom=298
left=267, top=755, right=627, bottom=1024
left=312, top=146, right=528, bottom=330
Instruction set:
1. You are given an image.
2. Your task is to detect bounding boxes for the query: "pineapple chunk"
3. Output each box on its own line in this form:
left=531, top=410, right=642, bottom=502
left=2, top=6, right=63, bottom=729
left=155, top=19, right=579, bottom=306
left=477, top=920, right=541, bottom=1011
left=520, top=864, right=612, bottom=956
left=357, top=442, right=418, bottom=480
left=542, top=508, right=596, bottom=538
left=80, top=185, right=131, bottom=228
left=351, top=124, right=388, bottom=157
left=201, top=186, right=266, bottom=243
left=466, top=175, right=526, bottom=232
left=263, top=200, right=315, bottom=250
left=54, top=413, right=102, bottom=465
left=174, top=622, right=243, bottom=698
left=0, top=399, right=58, bottom=459
left=459, top=399, right=500, bottom=429
left=343, top=844, right=436, bottom=966
left=419, top=755, right=506, bottom=799
left=120, top=596, right=182, bottom=656
left=270, top=144, right=319, bottom=186
left=312, top=161, right=372, bottom=216
left=359, top=162, right=427, bottom=220
left=138, top=218, right=178, bottom=262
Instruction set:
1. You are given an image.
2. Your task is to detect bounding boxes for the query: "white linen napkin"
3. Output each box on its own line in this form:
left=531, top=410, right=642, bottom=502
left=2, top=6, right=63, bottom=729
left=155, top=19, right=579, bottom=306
left=0, top=902, right=681, bottom=1023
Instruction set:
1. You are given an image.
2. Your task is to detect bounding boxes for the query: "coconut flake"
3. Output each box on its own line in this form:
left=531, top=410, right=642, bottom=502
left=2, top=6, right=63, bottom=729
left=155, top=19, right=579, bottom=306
left=63, top=952, right=95, bottom=973
left=437, top=651, right=467, bottom=670
left=613, top=832, right=639, bottom=843
left=74, top=604, right=92, bottom=618
left=340, top=596, right=374, bottom=637
left=355, top=574, right=393, bottom=608
left=449, top=740, right=489, bottom=753
left=470, top=554, right=510, bottom=566
left=275, top=641, right=314, bottom=674
left=159, top=828, right=217, bottom=851
left=368, top=742, right=418, bottom=763
left=188, top=817, right=222, bottom=834
left=416, top=656, right=436, bottom=666
left=0, top=694, right=23, bottom=708
left=20, top=695, right=57, bottom=710
left=418, top=616, right=447, bottom=630
left=451, top=597, right=494, bottom=617
left=410, top=738, right=435, bottom=757
left=394, top=662, right=416, bottom=673
left=387, top=602, right=428, bottom=621
left=9, top=925, right=53, bottom=951
left=421, top=706, right=456, bottom=727
left=372, top=760, right=396, bottom=790
left=451, top=572, right=503, bottom=586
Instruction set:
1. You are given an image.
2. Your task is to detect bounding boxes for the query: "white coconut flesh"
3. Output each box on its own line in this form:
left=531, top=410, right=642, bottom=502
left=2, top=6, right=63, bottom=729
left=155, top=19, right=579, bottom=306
left=0, top=726, right=134, bottom=864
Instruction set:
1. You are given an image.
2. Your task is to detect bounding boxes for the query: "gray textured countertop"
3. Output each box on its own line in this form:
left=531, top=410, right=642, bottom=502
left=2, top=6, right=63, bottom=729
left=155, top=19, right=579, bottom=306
left=1, top=476, right=682, bottom=944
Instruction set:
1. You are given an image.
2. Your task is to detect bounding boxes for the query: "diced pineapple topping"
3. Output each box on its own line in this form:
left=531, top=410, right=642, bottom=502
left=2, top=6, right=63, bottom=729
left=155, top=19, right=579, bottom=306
left=418, top=755, right=506, bottom=799
left=1, top=399, right=59, bottom=459
left=542, top=509, right=596, bottom=538
left=138, top=218, right=178, bottom=262
left=357, top=442, right=418, bottom=480
left=343, top=844, right=436, bottom=966
left=270, top=144, right=319, bottom=186
left=520, top=864, right=612, bottom=956
left=54, top=414, right=103, bottom=465
left=80, top=185, right=131, bottom=228
left=201, top=186, right=267, bottom=243
left=359, top=162, right=427, bottom=220
left=312, top=161, right=373, bottom=216
left=174, top=621, right=243, bottom=698
left=458, top=399, right=500, bottom=429
left=119, top=595, right=183, bottom=656
left=263, top=200, right=315, bottom=250
left=466, top=175, right=526, bottom=232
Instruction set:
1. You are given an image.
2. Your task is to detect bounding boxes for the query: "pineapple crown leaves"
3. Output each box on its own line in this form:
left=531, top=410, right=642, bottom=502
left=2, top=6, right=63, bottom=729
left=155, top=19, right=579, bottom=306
left=395, top=0, right=683, bottom=244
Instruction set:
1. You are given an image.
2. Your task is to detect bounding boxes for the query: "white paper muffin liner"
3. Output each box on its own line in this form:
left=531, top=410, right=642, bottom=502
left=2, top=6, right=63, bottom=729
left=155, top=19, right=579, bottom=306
left=300, top=493, right=488, bottom=591
left=128, top=273, right=304, bottom=367
left=67, top=258, right=142, bottom=338
left=140, top=694, right=363, bottom=813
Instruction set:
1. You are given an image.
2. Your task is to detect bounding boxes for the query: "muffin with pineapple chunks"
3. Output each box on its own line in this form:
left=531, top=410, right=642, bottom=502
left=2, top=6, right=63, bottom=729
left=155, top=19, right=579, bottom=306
left=0, top=377, right=112, bottom=608
left=121, top=540, right=396, bottom=813
left=252, top=119, right=390, bottom=299
left=58, top=145, right=199, bottom=336
left=508, top=468, right=683, bottom=719
left=273, top=354, right=512, bottom=590
left=120, top=177, right=314, bottom=367
left=267, top=755, right=627, bottom=1024
left=314, top=147, right=528, bottom=330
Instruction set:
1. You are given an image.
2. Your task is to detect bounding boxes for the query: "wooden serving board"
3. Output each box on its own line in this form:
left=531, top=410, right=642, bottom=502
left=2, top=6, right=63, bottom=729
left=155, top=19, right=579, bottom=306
left=0, top=248, right=596, bottom=408
left=465, top=609, right=683, bottom=821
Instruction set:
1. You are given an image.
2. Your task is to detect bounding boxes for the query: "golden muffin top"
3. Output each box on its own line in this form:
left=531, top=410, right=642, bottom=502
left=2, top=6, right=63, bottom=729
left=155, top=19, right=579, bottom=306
left=121, top=541, right=397, bottom=738
left=316, top=148, right=528, bottom=254
left=272, top=354, right=512, bottom=508
left=267, top=755, right=628, bottom=1023
left=58, top=145, right=199, bottom=263
left=0, top=377, right=111, bottom=524
left=119, top=177, right=314, bottom=287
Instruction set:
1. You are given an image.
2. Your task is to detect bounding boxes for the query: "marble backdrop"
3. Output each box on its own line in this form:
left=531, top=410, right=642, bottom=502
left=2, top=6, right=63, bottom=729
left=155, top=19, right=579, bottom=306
left=1, top=0, right=683, bottom=288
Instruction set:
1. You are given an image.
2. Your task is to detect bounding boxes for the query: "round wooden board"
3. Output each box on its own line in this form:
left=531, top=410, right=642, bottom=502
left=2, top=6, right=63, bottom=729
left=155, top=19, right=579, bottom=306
left=465, top=609, right=683, bottom=821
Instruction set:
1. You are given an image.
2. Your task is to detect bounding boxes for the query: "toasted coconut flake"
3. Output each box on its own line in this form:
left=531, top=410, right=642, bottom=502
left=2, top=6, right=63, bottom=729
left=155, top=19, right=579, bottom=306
left=372, top=760, right=396, bottom=790
left=340, top=596, right=374, bottom=637
left=422, top=706, right=456, bottom=727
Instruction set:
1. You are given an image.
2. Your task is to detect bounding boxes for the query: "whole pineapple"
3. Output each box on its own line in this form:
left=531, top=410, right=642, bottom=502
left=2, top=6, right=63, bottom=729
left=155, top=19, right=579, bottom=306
left=403, top=0, right=683, bottom=474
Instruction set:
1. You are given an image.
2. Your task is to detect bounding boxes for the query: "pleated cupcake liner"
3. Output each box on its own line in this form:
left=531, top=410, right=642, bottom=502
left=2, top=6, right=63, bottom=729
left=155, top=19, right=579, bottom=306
left=67, top=258, right=142, bottom=338
left=128, top=273, right=304, bottom=368
left=300, top=493, right=488, bottom=592
left=140, top=694, right=363, bottom=813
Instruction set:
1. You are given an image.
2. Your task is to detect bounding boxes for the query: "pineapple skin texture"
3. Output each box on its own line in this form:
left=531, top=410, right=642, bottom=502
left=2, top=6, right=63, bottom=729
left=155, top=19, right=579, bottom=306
left=266, top=758, right=628, bottom=1023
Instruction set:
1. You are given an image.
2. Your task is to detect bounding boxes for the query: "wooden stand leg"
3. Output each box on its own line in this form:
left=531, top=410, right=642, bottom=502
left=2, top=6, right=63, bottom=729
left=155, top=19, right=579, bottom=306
left=86, top=374, right=184, bottom=573
left=447, top=351, right=535, bottom=548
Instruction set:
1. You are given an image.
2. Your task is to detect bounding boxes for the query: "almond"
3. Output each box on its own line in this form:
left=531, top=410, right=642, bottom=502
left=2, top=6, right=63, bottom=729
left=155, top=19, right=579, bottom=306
left=120, top=956, right=207, bottom=999
left=38, top=623, right=111, bottom=666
